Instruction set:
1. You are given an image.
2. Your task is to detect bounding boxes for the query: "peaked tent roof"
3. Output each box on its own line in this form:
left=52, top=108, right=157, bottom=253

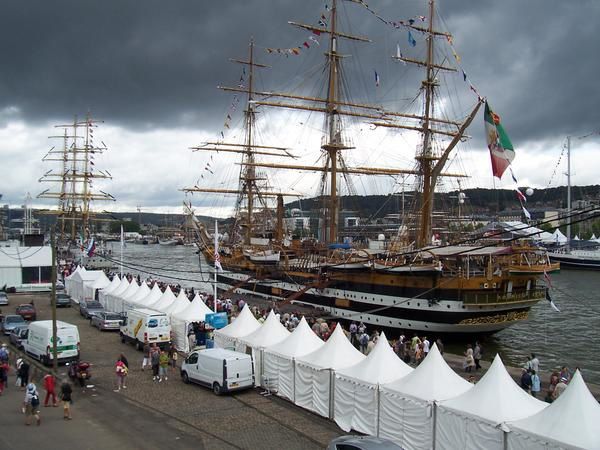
left=265, top=316, right=323, bottom=358
left=110, top=277, right=131, bottom=298
left=100, top=275, right=121, bottom=295
left=172, top=293, right=213, bottom=322
left=137, top=283, right=163, bottom=307
left=214, top=304, right=261, bottom=338
left=149, top=286, right=176, bottom=311
left=552, top=228, right=568, bottom=243
left=440, top=354, right=547, bottom=424
left=336, top=332, right=412, bottom=384
left=120, top=280, right=140, bottom=301
left=65, top=266, right=82, bottom=280
left=508, top=370, right=600, bottom=449
left=129, top=283, right=151, bottom=305
left=91, top=271, right=111, bottom=289
left=164, top=290, right=191, bottom=316
left=382, top=343, right=472, bottom=401
left=238, top=310, right=290, bottom=349
left=296, top=324, right=365, bottom=370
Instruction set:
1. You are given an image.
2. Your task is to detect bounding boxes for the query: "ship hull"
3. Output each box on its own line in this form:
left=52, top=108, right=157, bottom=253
left=213, top=267, right=542, bottom=335
left=548, top=252, right=600, bottom=270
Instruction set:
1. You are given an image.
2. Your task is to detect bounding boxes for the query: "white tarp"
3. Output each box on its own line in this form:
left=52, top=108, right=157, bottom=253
left=171, top=294, right=213, bottom=352
left=263, top=317, right=323, bottom=401
left=213, top=304, right=261, bottom=351
left=436, top=354, right=547, bottom=450
left=98, top=275, right=120, bottom=307
left=236, top=310, right=289, bottom=385
left=147, top=286, right=175, bottom=311
left=379, top=344, right=473, bottom=449
left=334, top=332, right=412, bottom=435
left=295, top=325, right=365, bottom=419
left=507, top=370, right=600, bottom=450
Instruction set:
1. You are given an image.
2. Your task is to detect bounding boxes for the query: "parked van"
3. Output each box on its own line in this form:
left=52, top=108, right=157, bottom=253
left=181, top=348, right=254, bottom=395
left=23, top=320, right=80, bottom=365
left=120, top=308, right=171, bottom=350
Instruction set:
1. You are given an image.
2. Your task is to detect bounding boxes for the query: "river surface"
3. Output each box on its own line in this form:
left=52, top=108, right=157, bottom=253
left=108, top=242, right=600, bottom=384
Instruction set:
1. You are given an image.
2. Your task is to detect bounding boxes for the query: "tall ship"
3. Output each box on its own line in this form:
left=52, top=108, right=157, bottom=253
left=185, top=0, right=556, bottom=334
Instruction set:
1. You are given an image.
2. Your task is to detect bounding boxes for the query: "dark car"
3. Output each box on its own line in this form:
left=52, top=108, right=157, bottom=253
left=79, top=300, right=104, bottom=319
left=2, top=314, right=27, bottom=335
left=0, top=292, right=8, bottom=306
left=326, top=436, right=405, bottom=450
left=16, top=303, right=37, bottom=321
left=55, top=293, right=72, bottom=308
left=90, top=312, right=123, bottom=331
left=9, top=325, right=28, bottom=349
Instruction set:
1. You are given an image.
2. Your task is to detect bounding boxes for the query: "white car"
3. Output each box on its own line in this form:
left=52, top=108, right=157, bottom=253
left=0, top=292, right=8, bottom=306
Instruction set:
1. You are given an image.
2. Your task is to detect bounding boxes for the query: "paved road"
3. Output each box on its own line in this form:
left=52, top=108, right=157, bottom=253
left=1, top=293, right=345, bottom=449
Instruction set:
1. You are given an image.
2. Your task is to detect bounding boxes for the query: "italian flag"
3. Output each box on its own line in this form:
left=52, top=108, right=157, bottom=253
left=484, top=101, right=515, bottom=179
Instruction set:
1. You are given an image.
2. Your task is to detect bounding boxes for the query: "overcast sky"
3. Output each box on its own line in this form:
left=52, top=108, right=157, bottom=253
left=1, top=0, right=598, bottom=217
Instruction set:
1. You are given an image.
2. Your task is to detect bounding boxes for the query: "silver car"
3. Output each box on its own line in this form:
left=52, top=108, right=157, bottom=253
left=0, top=292, right=8, bottom=306
left=90, top=312, right=123, bottom=331
left=2, top=314, right=27, bottom=335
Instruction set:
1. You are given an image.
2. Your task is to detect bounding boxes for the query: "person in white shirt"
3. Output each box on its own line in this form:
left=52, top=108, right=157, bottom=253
left=530, top=353, right=540, bottom=373
left=422, top=337, right=430, bottom=355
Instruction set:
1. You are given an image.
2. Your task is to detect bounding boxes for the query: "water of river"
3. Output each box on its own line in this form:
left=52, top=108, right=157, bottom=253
left=108, top=243, right=600, bottom=384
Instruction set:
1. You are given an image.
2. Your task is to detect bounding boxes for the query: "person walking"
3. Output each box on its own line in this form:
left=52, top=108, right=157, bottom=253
left=42, top=372, right=58, bottom=407
left=0, top=360, right=7, bottom=395
left=158, top=349, right=169, bottom=382
left=0, top=343, right=9, bottom=389
left=463, top=344, right=475, bottom=373
left=17, top=359, right=30, bottom=390
left=530, top=354, right=540, bottom=373
left=142, top=341, right=150, bottom=371
left=520, top=368, right=532, bottom=393
left=60, top=381, right=73, bottom=420
left=473, top=342, right=482, bottom=370
left=168, top=344, right=178, bottom=373
left=23, top=382, right=41, bottom=426
left=530, top=370, right=541, bottom=398
left=114, top=359, right=128, bottom=391
left=150, top=344, right=160, bottom=382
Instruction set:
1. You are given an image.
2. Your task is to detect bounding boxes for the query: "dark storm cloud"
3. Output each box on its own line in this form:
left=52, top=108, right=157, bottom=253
left=1, top=0, right=598, bottom=142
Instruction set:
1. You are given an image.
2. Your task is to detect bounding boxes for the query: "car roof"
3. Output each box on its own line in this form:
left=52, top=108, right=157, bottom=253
left=17, top=304, right=34, bottom=308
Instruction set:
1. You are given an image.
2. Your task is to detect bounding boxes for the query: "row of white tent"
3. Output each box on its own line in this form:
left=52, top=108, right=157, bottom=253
left=65, top=267, right=213, bottom=352
left=214, top=306, right=600, bottom=450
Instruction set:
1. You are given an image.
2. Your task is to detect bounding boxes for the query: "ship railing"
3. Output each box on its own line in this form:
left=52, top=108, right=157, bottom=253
left=463, top=288, right=546, bottom=305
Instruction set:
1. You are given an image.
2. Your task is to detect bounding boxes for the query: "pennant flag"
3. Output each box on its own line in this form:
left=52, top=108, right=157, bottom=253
left=462, top=70, right=467, bottom=81
left=484, top=101, right=515, bottom=179
left=309, top=35, right=320, bottom=46
left=510, top=168, right=518, bottom=183
left=312, top=29, right=321, bottom=36
left=546, top=288, right=561, bottom=312
left=515, top=188, right=526, bottom=202
left=303, top=41, right=310, bottom=48
left=543, top=270, right=553, bottom=288
left=408, top=30, right=417, bottom=47
left=86, top=237, right=96, bottom=257
left=522, top=205, right=531, bottom=220
left=374, top=70, right=380, bottom=87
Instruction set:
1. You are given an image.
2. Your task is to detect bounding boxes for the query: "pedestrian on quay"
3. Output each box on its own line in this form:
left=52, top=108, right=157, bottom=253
left=559, top=366, right=571, bottom=383
left=349, top=322, right=358, bottom=347
left=530, top=370, right=541, bottom=398
left=358, top=331, right=369, bottom=354
left=0, top=344, right=8, bottom=390
left=17, top=359, right=30, bottom=390
left=150, top=344, right=160, bottom=381
left=553, top=377, right=569, bottom=400
left=422, top=336, right=430, bottom=357
left=60, top=381, right=73, bottom=420
left=168, top=344, right=178, bottom=372
left=0, top=360, right=7, bottom=395
left=158, top=349, right=169, bottom=382
left=42, top=372, right=58, bottom=407
left=118, top=353, right=129, bottom=371
left=530, top=353, right=540, bottom=373
left=520, top=368, right=532, bottom=393
left=463, top=344, right=475, bottom=373
left=473, top=341, right=482, bottom=370
left=23, top=382, right=41, bottom=426
left=142, top=341, right=150, bottom=371
left=114, top=359, right=128, bottom=391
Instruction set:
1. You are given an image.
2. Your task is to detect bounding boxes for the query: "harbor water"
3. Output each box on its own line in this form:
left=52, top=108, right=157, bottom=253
left=109, top=242, right=600, bottom=384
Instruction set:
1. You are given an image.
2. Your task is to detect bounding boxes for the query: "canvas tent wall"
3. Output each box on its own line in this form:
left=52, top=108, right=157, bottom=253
left=112, top=280, right=139, bottom=313
left=436, top=354, right=547, bottom=450
left=263, top=317, right=323, bottom=401
left=98, top=275, right=120, bottom=307
left=236, top=310, right=289, bottom=386
left=213, top=304, right=261, bottom=351
left=84, top=271, right=111, bottom=302
left=333, top=332, right=412, bottom=436
left=379, top=344, right=473, bottom=450
left=171, top=294, right=213, bottom=352
left=64, top=266, right=83, bottom=296
left=294, top=325, right=365, bottom=419
left=104, top=278, right=130, bottom=312
left=68, top=269, right=105, bottom=303
left=507, top=370, right=600, bottom=450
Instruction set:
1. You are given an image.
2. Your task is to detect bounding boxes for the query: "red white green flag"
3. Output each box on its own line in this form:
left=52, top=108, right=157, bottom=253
left=484, top=101, right=515, bottom=179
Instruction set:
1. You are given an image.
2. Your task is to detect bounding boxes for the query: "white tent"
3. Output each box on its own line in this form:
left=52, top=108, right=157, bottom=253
left=263, top=317, right=323, bottom=401
left=507, top=370, right=600, bottom=450
left=552, top=228, right=568, bottom=244
left=295, top=324, right=365, bottom=419
left=379, top=344, right=473, bottom=449
left=164, top=290, right=190, bottom=316
left=125, top=283, right=151, bottom=310
left=436, top=354, right=547, bottom=450
left=171, top=294, right=214, bottom=352
left=136, top=283, right=162, bottom=308
left=68, top=269, right=105, bottom=303
left=591, top=233, right=597, bottom=241
left=84, top=271, right=111, bottom=302
left=334, top=332, right=412, bottom=435
left=98, top=275, right=120, bottom=307
left=104, top=278, right=130, bottom=312
left=213, top=304, right=261, bottom=351
left=236, top=310, right=290, bottom=385
left=64, top=266, right=83, bottom=296
left=113, top=280, right=139, bottom=313
left=147, top=286, right=175, bottom=311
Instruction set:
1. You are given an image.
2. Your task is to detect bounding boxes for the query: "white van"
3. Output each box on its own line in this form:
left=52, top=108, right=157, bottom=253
left=120, top=308, right=171, bottom=350
left=23, top=320, right=80, bottom=365
left=181, top=348, right=254, bottom=395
